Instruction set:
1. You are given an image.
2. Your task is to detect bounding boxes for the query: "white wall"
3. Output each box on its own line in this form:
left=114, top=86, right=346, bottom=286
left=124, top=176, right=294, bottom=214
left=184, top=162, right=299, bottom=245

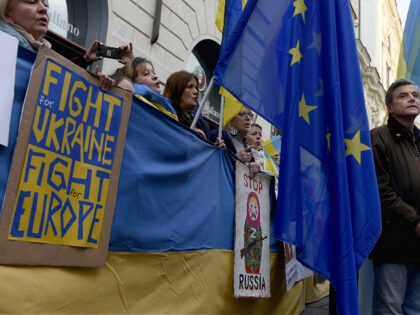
left=102, top=0, right=222, bottom=85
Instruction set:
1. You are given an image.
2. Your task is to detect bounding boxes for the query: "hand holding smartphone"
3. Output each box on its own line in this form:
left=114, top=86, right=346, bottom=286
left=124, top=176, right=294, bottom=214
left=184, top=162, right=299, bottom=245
left=96, top=44, right=123, bottom=59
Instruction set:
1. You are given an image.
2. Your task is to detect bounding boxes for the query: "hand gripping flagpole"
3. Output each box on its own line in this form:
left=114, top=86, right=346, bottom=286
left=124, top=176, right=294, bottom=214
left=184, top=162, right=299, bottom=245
left=190, top=77, right=215, bottom=130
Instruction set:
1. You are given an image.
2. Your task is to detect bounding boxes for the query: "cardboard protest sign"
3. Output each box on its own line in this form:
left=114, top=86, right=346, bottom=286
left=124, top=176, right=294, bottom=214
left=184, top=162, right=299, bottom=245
left=0, top=46, right=132, bottom=266
left=234, top=162, right=271, bottom=298
left=284, top=242, right=312, bottom=291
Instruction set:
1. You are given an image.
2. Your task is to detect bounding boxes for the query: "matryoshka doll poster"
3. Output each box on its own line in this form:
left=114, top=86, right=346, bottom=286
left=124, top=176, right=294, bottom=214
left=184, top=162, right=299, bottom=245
left=234, top=162, right=271, bottom=298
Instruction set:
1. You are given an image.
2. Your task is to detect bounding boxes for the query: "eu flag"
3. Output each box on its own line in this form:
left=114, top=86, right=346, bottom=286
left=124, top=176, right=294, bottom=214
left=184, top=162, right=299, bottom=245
left=213, top=0, right=381, bottom=314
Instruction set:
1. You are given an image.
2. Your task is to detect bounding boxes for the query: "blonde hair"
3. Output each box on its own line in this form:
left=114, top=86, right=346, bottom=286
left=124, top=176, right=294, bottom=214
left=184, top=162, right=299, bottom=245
left=0, top=0, right=13, bottom=21
left=0, top=0, right=49, bottom=21
left=114, top=57, right=153, bottom=83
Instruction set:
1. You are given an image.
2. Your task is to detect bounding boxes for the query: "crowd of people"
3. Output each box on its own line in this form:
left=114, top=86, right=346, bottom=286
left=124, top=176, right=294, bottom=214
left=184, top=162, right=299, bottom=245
left=0, top=0, right=280, bottom=176
left=5, top=1, right=420, bottom=314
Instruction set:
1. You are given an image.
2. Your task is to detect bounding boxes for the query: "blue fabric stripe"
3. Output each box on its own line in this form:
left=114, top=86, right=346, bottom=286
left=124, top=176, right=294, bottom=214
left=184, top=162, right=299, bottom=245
left=108, top=97, right=237, bottom=252
left=1, top=50, right=282, bottom=254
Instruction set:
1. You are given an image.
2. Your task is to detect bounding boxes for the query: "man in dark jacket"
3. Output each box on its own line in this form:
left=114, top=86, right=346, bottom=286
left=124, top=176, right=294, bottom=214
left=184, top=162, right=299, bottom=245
left=370, top=79, right=420, bottom=315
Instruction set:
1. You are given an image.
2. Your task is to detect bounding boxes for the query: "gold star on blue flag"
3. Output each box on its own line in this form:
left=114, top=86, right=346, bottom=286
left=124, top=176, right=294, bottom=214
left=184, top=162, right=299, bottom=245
left=289, top=40, right=303, bottom=66
left=293, top=0, right=307, bottom=22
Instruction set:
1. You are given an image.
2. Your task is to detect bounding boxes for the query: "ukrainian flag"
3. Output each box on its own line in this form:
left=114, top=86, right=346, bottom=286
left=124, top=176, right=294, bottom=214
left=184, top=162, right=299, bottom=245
left=0, top=47, right=305, bottom=314
left=263, top=150, right=279, bottom=176
left=216, top=0, right=248, bottom=126
left=262, top=136, right=281, bottom=176
left=262, top=136, right=282, bottom=157
left=133, top=83, right=179, bottom=121
left=397, top=0, right=420, bottom=86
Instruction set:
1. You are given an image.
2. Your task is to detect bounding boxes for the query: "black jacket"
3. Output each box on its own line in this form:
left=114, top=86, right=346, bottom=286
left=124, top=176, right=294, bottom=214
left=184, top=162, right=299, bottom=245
left=174, top=105, right=210, bottom=140
left=370, top=115, right=420, bottom=263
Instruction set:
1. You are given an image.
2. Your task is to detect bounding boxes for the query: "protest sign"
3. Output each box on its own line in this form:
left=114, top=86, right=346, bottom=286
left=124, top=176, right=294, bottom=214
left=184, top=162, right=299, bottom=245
left=0, top=46, right=132, bottom=266
left=0, top=31, right=18, bottom=147
left=234, top=162, right=271, bottom=298
left=284, top=242, right=313, bottom=291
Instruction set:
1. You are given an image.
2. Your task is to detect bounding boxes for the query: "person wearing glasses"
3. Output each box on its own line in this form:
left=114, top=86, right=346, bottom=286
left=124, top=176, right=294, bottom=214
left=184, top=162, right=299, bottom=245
left=210, top=106, right=260, bottom=176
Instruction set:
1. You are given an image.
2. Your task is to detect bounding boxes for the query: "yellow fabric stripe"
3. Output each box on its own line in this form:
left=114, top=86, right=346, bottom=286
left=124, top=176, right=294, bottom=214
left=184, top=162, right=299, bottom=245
left=0, top=250, right=305, bottom=314
left=262, top=140, right=279, bottom=157
left=220, top=87, right=243, bottom=127
left=397, top=45, right=407, bottom=80
left=264, top=155, right=279, bottom=176
left=304, top=274, right=330, bottom=304
left=216, top=0, right=225, bottom=33
left=215, top=0, right=248, bottom=33
left=135, top=95, right=179, bottom=121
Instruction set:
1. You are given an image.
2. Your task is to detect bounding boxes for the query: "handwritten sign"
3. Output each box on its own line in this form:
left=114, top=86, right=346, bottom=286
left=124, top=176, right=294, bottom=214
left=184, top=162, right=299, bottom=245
left=234, top=162, right=271, bottom=298
left=0, top=46, right=132, bottom=266
left=8, top=58, right=121, bottom=247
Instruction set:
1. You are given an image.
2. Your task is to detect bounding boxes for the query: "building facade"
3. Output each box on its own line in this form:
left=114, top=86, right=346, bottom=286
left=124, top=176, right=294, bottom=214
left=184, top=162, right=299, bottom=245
left=354, top=0, right=403, bottom=128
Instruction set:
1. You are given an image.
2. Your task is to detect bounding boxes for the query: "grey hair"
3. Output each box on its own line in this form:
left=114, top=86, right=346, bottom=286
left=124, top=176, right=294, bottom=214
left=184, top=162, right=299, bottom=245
left=386, top=79, right=419, bottom=107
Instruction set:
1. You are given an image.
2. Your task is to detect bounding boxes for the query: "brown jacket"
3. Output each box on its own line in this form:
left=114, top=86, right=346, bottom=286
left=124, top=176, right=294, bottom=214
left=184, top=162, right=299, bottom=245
left=370, top=115, right=420, bottom=263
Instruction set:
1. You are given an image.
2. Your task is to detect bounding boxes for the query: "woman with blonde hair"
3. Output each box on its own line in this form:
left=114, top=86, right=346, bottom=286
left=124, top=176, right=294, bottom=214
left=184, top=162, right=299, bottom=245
left=117, top=57, right=161, bottom=93
left=0, top=0, right=131, bottom=90
left=0, top=0, right=51, bottom=52
left=115, top=57, right=179, bottom=120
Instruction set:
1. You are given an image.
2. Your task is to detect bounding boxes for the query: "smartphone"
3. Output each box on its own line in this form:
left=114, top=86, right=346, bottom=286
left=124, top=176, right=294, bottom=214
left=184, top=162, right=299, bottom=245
left=96, top=44, right=123, bottom=59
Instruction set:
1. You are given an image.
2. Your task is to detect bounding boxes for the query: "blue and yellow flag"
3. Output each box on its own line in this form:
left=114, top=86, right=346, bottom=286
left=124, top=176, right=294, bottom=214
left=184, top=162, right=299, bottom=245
left=397, top=0, right=420, bottom=86
left=262, top=135, right=282, bottom=157
left=216, top=0, right=248, bottom=126
left=262, top=136, right=281, bottom=176
left=214, top=0, right=381, bottom=314
left=263, top=150, right=279, bottom=176
left=0, top=47, right=307, bottom=314
left=133, top=83, right=178, bottom=121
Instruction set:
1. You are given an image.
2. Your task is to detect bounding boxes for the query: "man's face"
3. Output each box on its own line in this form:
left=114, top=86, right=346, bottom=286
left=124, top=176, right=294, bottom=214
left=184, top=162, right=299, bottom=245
left=388, top=84, right=420, bottom=120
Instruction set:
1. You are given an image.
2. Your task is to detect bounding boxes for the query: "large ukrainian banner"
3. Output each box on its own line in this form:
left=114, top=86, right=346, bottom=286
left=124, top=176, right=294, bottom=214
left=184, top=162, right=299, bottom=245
left=0, top=49, right=306, bottom=314
left=0, top=46, right=132, bottom=266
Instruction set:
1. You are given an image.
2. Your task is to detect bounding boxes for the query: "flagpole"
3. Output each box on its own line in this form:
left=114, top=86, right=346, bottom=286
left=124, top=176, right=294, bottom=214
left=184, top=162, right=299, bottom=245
left=191, top=77, right=215, bottom=130
left=218, top=95, right=225, bottom=139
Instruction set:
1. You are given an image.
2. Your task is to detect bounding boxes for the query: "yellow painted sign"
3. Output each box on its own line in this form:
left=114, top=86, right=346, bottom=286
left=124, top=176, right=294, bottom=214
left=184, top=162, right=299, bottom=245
left=8, top=59, right=123, bottom=248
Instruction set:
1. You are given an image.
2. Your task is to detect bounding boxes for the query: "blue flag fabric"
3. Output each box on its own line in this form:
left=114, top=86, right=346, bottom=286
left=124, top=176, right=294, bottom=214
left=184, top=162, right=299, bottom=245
left=109, top=96, right=282, bottom=253
left=398, top=0, right=420, bottom=85
left=0, top=50, right=307, bottom=315
left=219, top=0, right=245, bottom=56
left=214, top=0, right=381, bottom=314
left=109, top=97, right=236, bottom=252
left=0, top=47, right=282, bottom=255
left=133, top=83, right=178, bottom=120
